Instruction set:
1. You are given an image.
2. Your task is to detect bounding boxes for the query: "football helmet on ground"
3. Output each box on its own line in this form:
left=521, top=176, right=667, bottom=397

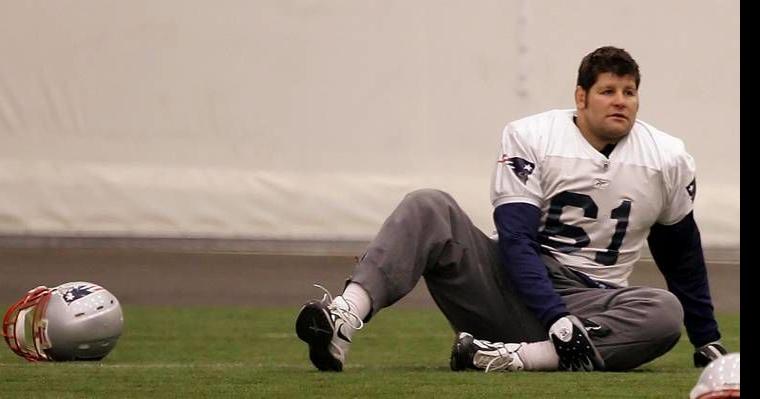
left=689, top=352, right=740, bottom=399
left=3, top=281, right=124, bottom=361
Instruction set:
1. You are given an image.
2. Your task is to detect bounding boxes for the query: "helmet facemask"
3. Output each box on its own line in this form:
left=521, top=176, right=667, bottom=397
left=2, top=286, right=54, bottom=361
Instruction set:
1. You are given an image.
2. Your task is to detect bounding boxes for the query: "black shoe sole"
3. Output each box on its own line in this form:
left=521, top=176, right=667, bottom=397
left=295, top=300, right=343, bottom=372
left=450, top=333, right=474, bottom=371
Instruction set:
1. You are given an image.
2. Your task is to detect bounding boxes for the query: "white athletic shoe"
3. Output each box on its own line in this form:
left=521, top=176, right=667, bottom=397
left=450, top=332, right=524, bottom=372
left=295, top=284, right=364, bottom=371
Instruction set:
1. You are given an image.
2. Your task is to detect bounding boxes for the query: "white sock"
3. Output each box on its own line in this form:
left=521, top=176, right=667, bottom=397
left=339, top=282, right=372, bottom=321
left=516, top=340, right=559, bottom=371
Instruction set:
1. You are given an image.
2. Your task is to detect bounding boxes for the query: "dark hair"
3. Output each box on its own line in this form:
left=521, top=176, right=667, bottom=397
left=576, top=46, right=640, bottom=91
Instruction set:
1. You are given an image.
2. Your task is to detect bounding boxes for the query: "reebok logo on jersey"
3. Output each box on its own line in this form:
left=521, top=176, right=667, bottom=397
left=498, top=154, right=535, bottom=184
left=686, top=178, right=697, bottom=202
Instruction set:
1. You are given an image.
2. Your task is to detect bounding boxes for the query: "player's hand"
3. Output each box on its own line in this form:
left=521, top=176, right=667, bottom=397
left=693, top=341, right=727, bottom=367
left=549, top=315, right=605, bottom=371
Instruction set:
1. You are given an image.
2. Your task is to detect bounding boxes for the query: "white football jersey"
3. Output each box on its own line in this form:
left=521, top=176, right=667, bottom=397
left=491, top=109, right=696, bottom=286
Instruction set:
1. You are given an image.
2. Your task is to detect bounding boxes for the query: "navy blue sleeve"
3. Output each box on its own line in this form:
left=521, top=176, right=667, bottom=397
left=647, top=212, right=721, bottom=347
left=494, top=202, right=569, bottom=330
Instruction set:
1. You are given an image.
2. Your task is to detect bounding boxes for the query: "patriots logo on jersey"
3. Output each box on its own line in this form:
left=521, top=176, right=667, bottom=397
left=686, top=178, right=697, bottom=202
left=61, top=284, right=98, bottom=304
left=499, top=154, right=535, bottom=184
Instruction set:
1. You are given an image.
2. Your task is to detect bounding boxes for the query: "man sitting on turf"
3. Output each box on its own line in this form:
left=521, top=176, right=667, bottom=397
left=295, top=45, right=727, bottom=372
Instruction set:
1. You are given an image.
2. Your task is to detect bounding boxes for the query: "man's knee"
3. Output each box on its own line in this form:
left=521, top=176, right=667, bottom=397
left=402, top=189, right=458, bottom=211
left=599, top=288, right=684, bottom=371
left=649, top=288, right=683, bottom=345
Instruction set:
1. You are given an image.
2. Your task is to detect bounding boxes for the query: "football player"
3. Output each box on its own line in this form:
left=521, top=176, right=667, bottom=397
left=296, top=46, right=727, bottom=372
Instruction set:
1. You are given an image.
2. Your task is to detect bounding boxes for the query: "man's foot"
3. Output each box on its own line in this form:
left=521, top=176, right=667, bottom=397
left=450, top=332, right=524, bottom=372
left=450, top=331, right=477, bottom=371
left=295, top=284, right=364, bottom=371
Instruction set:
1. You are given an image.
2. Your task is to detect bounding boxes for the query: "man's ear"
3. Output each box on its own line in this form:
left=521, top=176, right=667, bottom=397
left=575, top=86, right=587, bottom=109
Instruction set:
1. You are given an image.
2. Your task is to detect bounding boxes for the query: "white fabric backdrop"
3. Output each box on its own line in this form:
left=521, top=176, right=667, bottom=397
left=0, top=0, right=739, bottom=246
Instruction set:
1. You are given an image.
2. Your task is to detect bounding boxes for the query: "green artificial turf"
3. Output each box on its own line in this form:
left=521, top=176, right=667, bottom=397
left=0, top=306, right=739, bottom=398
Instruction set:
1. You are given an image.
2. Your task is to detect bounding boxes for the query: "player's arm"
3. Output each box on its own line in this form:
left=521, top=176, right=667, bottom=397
left=650, top=146, right=725, bottom=367
left=647, top=213, right=724, bottom=367
left=493, top=203, right=568, bottom=327
left=491, top=124, right=603, bottom=371
left=494, top=203, right=604, bottom=371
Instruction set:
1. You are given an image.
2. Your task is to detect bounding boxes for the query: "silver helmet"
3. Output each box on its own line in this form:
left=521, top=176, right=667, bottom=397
left=3, top=282, right=123, bottom=361
left=689, top=352, right=740, bottom=399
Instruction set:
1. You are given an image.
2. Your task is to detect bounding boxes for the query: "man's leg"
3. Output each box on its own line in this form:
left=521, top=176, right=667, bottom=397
left=451, top=256, right=684, bottom=372
left=297, top=188, right=545, bottom=371
left=349, top=189, right=545, bottom=342
left=559, top=286, right=683, bottom=371
left=544, top=256, right=684, bottom=371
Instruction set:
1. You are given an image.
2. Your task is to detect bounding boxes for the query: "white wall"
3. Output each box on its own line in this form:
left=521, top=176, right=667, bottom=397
left=0, top=0, right=739, bottom=246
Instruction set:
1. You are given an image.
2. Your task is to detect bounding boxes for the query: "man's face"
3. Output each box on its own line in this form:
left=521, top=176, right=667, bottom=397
left=575, top=72, right=639, bottom=143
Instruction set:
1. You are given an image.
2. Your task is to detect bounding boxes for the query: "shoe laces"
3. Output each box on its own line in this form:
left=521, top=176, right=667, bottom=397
left=484, top=346, right=520, bottom=373
left=313, top=284, right=365, bottom=331
left=471, top=338, right=522, bottom=373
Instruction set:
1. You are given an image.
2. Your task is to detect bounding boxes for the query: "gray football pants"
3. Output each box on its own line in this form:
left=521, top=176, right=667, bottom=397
left=348, top=189, right=683, bottom=371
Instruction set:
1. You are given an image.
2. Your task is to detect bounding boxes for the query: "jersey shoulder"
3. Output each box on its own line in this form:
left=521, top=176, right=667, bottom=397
left=503, top=109, right=575, bottom=148
left=630, top=119, right=690, bottom=168
left=507, top=109, right=574, bottom=134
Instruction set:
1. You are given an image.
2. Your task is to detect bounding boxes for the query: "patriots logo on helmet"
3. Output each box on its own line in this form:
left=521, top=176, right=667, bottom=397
left=686, top=178, right=697, bottom=202
left=499, top=154, right=535, bottom=184
left=61, top=285, right=99, bottom=304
